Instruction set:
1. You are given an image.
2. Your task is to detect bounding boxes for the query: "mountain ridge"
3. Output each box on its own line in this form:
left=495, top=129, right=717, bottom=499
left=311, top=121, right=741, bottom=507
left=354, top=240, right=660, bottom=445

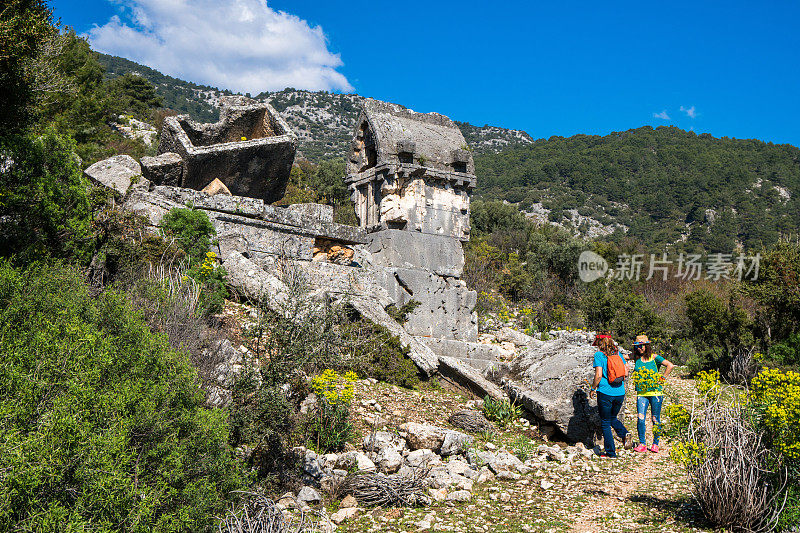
left=96, top=52, right=535, bottom=161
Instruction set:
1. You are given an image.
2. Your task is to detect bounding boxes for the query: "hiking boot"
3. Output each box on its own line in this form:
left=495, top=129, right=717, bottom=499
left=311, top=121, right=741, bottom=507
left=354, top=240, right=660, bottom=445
left=599, top=453, right=617, bottom=459
left=649, top=444, right=660, bottom=453
left=633, top=444, right=647, bottom=452
left=623, top=433, right=634, bottom=449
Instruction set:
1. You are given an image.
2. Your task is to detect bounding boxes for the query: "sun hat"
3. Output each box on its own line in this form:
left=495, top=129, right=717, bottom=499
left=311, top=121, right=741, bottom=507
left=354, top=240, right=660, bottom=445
left=633, top=334, right=651, bottom=345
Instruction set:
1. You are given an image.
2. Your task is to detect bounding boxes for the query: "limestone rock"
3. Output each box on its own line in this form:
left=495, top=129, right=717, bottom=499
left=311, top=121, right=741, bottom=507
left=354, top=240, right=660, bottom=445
left=330, top=507, right=358, bottom=524
left=376, top=446, right=403, bottom=474
left=297, top=486, right=321, bottom=505
left=84, top=155, right=141, bottom=196
left=446, top=490, right=472, bottom=502
left=140, top=152, right=183, bottom=187
left=495, top=326, right=534, bottom=347
left=402, top=422, right=446, bottom=451
left=439, top=430, right=473, bottom=457
left=428, top=487, right=447, bottom=502
left=202, top=177, right=232, bottom=196
left=492, top=334, right=605, bottom=445
left=335, top=451, right=375, bottom=472
left=363, top=431, right=406, bottom=453
left=340, top=495, right=358, bottom=508
left=406, top=449, right=438, bottom=468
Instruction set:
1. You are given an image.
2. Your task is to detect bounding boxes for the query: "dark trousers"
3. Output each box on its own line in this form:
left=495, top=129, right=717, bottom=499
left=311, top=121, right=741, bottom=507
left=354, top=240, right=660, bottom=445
left=596, top=391, right=628, bottom=457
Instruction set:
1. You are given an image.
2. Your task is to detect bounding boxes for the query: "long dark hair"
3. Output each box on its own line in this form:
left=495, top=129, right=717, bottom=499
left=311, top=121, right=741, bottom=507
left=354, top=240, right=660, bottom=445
left=634, top=343, right=652, bottom=360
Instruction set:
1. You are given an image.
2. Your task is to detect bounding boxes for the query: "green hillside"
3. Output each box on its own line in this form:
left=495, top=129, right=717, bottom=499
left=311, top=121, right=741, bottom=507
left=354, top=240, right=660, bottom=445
left=96, top=52, right=221, bottom=122
left=475, top=126, right=800, bottom=252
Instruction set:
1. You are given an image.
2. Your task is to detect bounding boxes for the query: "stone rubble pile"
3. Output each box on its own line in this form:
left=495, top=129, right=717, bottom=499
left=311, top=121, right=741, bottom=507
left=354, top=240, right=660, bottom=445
left=278, top=419, right=601, bottom=526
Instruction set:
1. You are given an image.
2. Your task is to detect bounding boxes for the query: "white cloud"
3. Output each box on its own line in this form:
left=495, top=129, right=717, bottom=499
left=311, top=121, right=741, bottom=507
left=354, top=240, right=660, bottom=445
left=86, top=0, right=353, bottom=94
left=653, top=110, right=671, bottom=120
left=680, top=105, right=697, bottom=118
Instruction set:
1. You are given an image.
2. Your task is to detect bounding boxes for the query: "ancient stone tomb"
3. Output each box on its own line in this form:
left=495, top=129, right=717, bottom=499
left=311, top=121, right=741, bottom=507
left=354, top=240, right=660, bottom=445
left=158, top=96, right=297, bottom=203
left=346, top=99, right=475, bottom=241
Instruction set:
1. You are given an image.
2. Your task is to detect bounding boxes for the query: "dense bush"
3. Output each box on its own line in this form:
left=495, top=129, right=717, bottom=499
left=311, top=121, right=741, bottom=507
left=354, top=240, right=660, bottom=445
left=228, top=369, right=297, bottom=482
left=0, top=261, right=247, bottom=531
left=666, top=368, right=798, bottom=531
left=159, top=208, right=227, bottom=313
left=160, top=207, right=216, bottom=263
left=0, top=127, right=93, bottom=263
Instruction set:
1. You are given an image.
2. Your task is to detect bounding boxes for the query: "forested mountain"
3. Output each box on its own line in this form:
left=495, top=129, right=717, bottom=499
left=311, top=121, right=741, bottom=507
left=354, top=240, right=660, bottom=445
left=475, top=126, right=800, bottom=252
left=95, top=53, right=535, bottom=160
left=97, top=53, right=221, bottom=122
left=95, top=53, right=800, bottom=252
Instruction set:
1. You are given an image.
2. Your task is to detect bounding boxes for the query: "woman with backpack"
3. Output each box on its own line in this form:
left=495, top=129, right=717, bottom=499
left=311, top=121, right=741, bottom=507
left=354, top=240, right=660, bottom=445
left=631, top=334, right=674, bottom=453
left=589, top=333, right=634, bottom=458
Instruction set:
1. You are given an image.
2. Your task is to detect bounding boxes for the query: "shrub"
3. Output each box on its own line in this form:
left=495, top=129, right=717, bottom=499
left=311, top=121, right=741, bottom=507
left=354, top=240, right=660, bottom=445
left=228, top=369, right=296, bottom=482
left=482, top=396, right=521, bottom=428
left=306, top=369, right=357, bottom=453
left=344, top=319, right=421, bottom=389
left=768, top=333, right=800, bottom=369
left=665, top=369, right=793, bottom=531
left=159, top=207, right=216, bottom=263
left=0, top=128, right=93, bottom=263
left=0, top=261, right=247, bottom=531
left=159, top=209, right=227, bottom=313
left=750, top=367, right=800, bottom=464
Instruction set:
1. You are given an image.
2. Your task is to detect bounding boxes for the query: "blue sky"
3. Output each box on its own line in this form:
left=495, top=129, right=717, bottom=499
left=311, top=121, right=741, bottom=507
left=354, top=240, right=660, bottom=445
left=52, top=0, right=800, bottom=146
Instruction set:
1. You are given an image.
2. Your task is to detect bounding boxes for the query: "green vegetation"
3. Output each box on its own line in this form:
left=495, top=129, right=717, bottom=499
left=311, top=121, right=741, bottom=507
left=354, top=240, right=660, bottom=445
left=97, top=52, right=220, bottom=122
left=159, top=208, right=228, bottom=313
left=476, top=126, right=800, bottom=252
left=482, top=396, right=522, bottom=428
left=664, top=368, right=799, bottom=531
left=0, top=127, right=94, bottom=262
left=306, top=370, right=357, bottom=453
left=35, top=30, right=163, bottom=164
left=0, top=261, right=247, bottom=531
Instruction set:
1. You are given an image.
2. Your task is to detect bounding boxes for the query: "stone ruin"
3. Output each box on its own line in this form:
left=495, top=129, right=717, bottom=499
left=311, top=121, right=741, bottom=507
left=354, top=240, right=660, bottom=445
left=85, top=96, right=604, bottom=445
left=346, top=99, right=473, bottom=240
left=154, top=96, right=297, bottom=202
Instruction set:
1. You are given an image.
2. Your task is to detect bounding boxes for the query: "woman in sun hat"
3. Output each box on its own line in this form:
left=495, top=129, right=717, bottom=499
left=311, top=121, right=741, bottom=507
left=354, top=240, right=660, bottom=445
left=631, top=334, right=674, bottom=453
left=589, top=332, right=634, bottom=458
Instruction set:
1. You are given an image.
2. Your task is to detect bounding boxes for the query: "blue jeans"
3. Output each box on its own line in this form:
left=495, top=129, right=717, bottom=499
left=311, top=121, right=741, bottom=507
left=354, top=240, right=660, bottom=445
left=596, top=391, right=629, bottom=457
left=637, top=395, right=664, bottom=445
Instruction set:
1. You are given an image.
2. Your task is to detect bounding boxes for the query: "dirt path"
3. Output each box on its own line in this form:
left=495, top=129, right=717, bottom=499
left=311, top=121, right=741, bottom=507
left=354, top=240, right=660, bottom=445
left=570, top=445, right=667, bottom=533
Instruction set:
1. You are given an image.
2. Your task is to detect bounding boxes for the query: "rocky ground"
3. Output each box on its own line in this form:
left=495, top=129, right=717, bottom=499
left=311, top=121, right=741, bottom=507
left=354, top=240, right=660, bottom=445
left=273, top=371, right=715, bottom=533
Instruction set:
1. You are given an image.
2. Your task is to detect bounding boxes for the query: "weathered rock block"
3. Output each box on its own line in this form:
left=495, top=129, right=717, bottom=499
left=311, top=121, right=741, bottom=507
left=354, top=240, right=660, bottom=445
left=367, top=229, right=465, bottom=277
left=491, top=336, right=608, bottom=446
left=140, top=152, right=183, bottom=187
left=84, top=155, right=141, bottom=196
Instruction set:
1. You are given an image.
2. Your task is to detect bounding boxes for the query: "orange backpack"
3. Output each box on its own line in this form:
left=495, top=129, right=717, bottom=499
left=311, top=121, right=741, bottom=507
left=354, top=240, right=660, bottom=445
left=607, top=351, right=628, bottom=387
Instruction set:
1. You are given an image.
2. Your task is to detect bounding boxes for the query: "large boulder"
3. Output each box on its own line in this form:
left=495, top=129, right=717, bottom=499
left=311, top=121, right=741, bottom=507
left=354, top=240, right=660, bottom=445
left=84, top=155, right=141, bottom=196
left=490, top=334, right=611, bottom=445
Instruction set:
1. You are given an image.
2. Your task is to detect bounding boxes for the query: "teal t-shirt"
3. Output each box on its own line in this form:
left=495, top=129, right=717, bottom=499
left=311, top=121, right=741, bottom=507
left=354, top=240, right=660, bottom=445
left=634, top=355, right=666, bottom=396
left=593, top=351, right=626, bottom=396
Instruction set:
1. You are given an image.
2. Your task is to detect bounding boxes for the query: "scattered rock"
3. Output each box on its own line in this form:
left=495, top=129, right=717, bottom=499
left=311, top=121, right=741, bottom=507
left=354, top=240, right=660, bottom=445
left=297, top=486, right=321, bottom=505
left=330, top=507, right=359, bottom=524
left=84, top=155, right=141, bottom=196
left=446, top=490, right=472, bottom=502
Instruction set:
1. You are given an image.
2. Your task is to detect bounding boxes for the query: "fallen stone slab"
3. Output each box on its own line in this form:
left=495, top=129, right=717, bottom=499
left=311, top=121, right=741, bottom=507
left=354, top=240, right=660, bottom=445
left=436, top=356, right=505, bottom=400
left=490, top=336, right=607, bottom=445
left=84, top=155, right=141, bottom=196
